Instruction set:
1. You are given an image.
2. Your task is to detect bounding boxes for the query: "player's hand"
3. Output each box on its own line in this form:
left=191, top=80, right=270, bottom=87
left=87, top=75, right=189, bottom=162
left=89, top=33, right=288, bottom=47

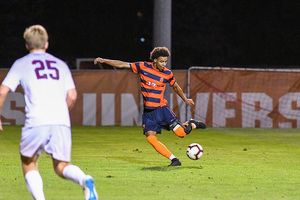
left=94, top=57, right=105, bottom=65
left=185, top=99, right=194, bottom=106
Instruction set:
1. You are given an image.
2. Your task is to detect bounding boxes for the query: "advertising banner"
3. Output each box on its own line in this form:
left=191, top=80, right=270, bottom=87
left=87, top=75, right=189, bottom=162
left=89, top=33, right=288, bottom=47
left=190, top=68, right=300, bottom=128
left=1, top=68, right=300, bottom=128
left=0, top=70, right=188, bottom=126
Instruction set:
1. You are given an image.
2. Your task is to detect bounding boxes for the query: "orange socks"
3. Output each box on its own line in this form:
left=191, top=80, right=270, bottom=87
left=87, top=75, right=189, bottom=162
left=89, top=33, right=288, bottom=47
left=172, top=122, right=196, bottom=138
left=147, top=136, right=172, bottom=159
left=172, top=124, right=187, bottom=138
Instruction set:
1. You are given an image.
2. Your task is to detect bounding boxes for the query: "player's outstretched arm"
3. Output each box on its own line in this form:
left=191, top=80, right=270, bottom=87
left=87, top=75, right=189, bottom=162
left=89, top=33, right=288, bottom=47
left=94, top=57, right=130, bottom=69
left=0, top=85, right=10, bottom=131
left=172, top=82, right=194, bottom=106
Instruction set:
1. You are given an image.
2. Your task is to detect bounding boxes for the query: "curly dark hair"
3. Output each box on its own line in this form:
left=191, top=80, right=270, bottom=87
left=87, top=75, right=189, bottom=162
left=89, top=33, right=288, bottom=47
left=149, top=47, right=171, bottom=61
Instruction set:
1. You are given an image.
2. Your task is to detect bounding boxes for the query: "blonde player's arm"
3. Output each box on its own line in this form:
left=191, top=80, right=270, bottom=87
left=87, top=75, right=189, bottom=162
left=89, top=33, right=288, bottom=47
left=94, top=57, right=130, bottom=69
left=0, top=85, right=10, bottom=131
left=66, top=88, right=77, bottom=110
left=172, top=82, right=194, bottom=106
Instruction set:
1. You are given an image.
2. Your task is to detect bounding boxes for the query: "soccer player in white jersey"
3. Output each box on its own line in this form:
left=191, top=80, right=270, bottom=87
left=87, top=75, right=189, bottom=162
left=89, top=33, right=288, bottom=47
left=0, top=25, right=98, bottom=200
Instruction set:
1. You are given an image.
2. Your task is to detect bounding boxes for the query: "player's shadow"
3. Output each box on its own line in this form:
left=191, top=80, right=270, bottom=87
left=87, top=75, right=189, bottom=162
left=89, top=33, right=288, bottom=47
left=141, top=166, right=202, bottom=171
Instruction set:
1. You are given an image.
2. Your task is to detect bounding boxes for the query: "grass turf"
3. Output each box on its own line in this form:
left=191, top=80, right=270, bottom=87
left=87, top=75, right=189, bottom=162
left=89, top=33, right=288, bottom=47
left=0, top=125, right=299, bottom=200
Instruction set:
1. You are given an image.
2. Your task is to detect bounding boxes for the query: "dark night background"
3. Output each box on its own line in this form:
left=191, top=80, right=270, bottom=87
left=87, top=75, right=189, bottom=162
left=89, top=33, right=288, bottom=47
left=0, top=0, right=299, bottom=69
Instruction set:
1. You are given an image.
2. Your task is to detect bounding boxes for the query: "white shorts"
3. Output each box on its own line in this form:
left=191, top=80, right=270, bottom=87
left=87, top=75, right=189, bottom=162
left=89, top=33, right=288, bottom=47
left=20, top=125, right=72, bottom=162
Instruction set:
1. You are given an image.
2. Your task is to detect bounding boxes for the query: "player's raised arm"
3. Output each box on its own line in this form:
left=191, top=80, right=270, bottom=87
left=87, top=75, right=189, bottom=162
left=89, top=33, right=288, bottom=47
left=94, top=57, right=131, bottom=69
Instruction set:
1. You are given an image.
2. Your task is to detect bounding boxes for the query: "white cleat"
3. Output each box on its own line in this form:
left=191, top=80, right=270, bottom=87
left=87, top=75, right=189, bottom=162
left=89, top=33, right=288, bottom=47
left=83, top=175, right=98, bottom=200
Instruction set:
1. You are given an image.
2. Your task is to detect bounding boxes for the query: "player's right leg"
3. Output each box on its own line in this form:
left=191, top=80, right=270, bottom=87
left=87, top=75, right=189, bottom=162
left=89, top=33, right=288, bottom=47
left=49, top=125, right=98, bottom=200
left=143, top=108, right=181, bottom=166
left=83, top=175, right=98, bottom=200
left=145, top=131, right=182, bottom=166
left=53, top=160, right=98, bottom=200
left=146, top=131, right=172, bottom=158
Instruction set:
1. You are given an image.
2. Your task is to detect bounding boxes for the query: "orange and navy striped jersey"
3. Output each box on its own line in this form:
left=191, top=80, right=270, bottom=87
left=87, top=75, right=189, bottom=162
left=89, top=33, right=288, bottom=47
left=130, top=62, right=176, bottom=109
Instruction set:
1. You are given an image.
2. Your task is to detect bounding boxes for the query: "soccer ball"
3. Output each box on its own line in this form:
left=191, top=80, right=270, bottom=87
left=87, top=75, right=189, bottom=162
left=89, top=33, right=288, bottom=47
left=186, top=143, right=203, bottom=160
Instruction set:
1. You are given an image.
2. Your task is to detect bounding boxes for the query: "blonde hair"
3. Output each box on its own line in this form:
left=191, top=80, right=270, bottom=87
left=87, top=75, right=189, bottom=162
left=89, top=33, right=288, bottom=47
left=23, top=25, right=48, bottom=51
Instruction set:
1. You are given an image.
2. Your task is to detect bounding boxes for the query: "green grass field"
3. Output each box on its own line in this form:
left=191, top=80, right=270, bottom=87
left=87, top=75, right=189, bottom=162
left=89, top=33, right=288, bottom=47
left=0, top=125, right=299, bottom=200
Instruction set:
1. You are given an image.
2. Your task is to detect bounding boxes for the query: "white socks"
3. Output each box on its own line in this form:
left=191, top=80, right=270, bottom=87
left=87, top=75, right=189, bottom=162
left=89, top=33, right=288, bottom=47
left=25, top=170, right=45, bottom=200
left=191, top=123, right=196, bottom=129
left=169, top=154, right=176, bottom=160
left=62, top=164, right=87, bottom=187
left=25, top=165, right=87, bottom=199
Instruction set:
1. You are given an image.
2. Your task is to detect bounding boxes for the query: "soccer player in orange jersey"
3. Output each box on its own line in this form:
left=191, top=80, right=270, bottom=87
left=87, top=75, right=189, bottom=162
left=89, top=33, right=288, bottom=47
left=94, top=47, right=206, bottom=166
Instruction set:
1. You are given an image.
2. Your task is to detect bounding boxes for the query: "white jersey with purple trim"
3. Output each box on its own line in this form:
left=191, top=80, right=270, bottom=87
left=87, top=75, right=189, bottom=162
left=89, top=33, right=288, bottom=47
left=2, top=52, right=75, bottom=127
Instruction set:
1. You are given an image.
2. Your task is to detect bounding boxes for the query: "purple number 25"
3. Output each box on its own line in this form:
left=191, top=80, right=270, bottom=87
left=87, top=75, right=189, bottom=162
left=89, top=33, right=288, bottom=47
left=33, top=60, right=59, bottom=80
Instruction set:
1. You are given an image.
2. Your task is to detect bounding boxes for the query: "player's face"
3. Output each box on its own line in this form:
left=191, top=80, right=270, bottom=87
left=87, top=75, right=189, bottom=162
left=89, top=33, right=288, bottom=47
left=154, top=57, right=168, bottom=71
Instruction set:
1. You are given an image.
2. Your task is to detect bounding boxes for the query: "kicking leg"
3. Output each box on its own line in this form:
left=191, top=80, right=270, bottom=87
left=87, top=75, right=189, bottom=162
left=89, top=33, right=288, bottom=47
left=185, top=119, right=207, bottom=130
left=170, top=121, right=192, bottom=138
left=170, top=119, right=206, bottom=138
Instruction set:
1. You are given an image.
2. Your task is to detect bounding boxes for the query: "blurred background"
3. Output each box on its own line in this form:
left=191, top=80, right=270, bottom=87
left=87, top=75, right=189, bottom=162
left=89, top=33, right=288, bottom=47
left=0, top=0, right=299, bottom=69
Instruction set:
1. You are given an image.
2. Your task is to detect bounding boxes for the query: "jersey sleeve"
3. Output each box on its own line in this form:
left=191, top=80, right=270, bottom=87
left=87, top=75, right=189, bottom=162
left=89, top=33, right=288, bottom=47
left=168, top=71, right=176, bottom=87
left=61, top=61, right=76, bottom=91
left=129, top=62, right=142, bottom=74
left=2, top=60, right=23, bottom=92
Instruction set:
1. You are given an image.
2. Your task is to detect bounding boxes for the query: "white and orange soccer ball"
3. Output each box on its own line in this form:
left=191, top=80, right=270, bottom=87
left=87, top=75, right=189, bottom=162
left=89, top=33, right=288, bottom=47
left=186, top=143, right=203, bottom=160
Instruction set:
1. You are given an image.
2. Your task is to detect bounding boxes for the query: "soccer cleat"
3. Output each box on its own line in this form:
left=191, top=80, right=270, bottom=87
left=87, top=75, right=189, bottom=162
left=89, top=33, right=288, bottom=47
left=168, top=158, right=182, bottom=167
left=83, top=175, right=98, bottom=200
left=188, top=119, right=206, bottom=129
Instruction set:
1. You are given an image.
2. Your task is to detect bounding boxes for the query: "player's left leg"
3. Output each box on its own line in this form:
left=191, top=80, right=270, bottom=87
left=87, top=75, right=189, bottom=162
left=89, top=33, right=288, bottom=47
left=183, top=119, right=207, bottom=130
left=170, top=121, right=192, bottom=138
left=20, top=126, right=48, bottom=200
left=157, top=106, right=191, bottom=138
left=21, top=155, right=46, bottom=200
left=170, top=119, right=207, bottom=138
